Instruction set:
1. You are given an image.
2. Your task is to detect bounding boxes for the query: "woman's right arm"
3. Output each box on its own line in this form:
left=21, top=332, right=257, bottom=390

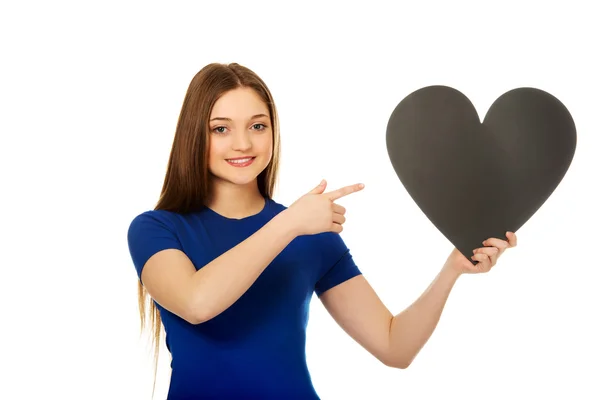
left=141, top=210, right=298, bottom=324
left=139, top=181, right=363, bottom=325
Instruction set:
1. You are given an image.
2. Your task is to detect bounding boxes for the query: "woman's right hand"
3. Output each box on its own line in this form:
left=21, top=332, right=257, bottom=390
left=284, top=179, right=365, bottom=236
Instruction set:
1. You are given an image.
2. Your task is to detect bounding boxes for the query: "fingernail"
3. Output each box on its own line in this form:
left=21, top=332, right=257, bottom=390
left=358, top=183, right=364, bottom=189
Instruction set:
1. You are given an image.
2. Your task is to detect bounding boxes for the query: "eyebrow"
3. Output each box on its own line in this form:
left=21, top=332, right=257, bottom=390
left=210, top=113, right=269, bottom=122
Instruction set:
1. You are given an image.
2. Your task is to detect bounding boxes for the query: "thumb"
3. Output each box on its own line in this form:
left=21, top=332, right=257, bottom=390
left=309, top=179, right=327, bottom=194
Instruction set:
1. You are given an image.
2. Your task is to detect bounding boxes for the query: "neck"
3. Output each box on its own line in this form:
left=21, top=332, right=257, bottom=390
left=206, top=178, right=266, bottom=219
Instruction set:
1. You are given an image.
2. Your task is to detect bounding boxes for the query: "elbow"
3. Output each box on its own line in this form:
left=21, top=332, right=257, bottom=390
left=391, top=360, right=412, bottom=369
left=384, top=359, right=411, bottom=369
left=185, top=312, right=207, bottom=325
left=381, top=355, right=412, bottom=370
left=186, top=307, right=212, bottom=325
left=185, top=295, right=214, bottom=325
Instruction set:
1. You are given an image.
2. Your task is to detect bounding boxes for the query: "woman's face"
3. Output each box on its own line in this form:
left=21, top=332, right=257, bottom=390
left=207, top=87, right=273, bottom=188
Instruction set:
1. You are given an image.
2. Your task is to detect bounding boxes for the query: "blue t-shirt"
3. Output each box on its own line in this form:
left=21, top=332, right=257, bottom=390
left=127, top=197, right=362, bottom=399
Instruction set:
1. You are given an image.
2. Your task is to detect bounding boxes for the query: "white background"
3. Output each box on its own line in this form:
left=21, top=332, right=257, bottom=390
left=2, top=1, right=598, bottom=399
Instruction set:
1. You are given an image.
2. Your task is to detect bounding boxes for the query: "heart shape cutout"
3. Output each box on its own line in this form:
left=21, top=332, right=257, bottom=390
left=386, top=86, right=577, bottom=261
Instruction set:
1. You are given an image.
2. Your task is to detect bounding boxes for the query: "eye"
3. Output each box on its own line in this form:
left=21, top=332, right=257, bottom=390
left=252, top=123, right=267, bottom=131
left=212, top=126, right=227, bottom=134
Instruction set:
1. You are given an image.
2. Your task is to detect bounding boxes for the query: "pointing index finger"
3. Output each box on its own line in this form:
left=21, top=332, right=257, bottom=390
left=326, top=183, right=365, bottom=201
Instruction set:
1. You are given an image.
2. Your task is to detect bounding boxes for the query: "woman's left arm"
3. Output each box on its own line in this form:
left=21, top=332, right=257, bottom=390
left=319, top=232, right=517, bottom=369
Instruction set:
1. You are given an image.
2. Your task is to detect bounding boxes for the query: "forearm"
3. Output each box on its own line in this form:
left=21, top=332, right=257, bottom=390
left=387, top=264, right=461, bottom=368
left=191, top=210, right=297, bottom=322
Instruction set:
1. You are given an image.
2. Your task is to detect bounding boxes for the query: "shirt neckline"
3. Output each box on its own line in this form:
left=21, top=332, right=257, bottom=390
left=203, top=197, right=271, bottom=222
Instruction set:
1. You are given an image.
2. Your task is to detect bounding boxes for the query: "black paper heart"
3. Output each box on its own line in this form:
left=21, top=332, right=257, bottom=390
left=386, top=86, right=576, bottom=262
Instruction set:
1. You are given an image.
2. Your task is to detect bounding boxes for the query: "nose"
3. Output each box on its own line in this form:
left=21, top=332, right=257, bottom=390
left=231, top=130, right=252, bottom=151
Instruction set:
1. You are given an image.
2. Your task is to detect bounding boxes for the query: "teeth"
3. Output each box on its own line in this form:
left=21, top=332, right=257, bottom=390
left=227, top=157, right=253, bottom=164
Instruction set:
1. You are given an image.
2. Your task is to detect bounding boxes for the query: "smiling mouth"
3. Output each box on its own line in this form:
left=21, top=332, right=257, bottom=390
left=226, top=157, right=256, bottom=167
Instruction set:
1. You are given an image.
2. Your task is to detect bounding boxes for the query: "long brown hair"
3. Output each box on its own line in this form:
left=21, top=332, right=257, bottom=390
left=138, top=62, right=281, bottom=392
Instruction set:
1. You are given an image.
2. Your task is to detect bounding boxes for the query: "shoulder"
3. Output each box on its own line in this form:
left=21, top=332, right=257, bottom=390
left=127, top=209, right=187, bottom=277
left=128, top=209, right=179, bottom=235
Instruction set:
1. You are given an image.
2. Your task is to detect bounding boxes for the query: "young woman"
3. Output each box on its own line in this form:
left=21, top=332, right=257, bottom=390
left=127, top=62, right=517, bottom=399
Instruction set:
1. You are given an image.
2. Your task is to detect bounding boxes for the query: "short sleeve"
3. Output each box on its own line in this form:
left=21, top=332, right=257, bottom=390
left=127, top=211, right=183, bottom=283
left=314, top=233, right=362, bottom=297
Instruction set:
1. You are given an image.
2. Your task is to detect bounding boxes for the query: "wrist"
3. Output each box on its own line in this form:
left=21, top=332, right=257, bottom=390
left=441, top=259, right=463, bottom=280
left=273, top=209, right=300, bottom=240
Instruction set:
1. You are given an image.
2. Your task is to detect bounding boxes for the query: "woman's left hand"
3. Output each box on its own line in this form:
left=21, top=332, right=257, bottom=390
left=445, top=232, right=518, bottom=275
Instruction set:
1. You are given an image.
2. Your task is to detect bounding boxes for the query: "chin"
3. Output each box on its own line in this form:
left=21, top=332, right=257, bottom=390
left=227, top=176, right=260, bottom=186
